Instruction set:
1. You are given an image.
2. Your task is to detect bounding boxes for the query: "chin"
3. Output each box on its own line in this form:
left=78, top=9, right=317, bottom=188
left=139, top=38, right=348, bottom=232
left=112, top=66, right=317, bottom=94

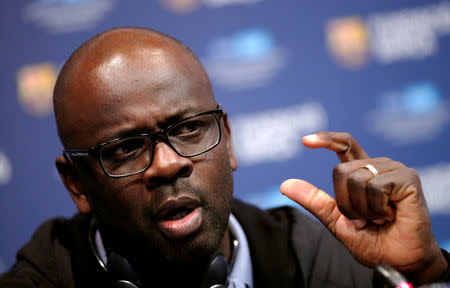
left=157, top=227, right=225, bottom=266
left=130, top=239, right=216, bottom=286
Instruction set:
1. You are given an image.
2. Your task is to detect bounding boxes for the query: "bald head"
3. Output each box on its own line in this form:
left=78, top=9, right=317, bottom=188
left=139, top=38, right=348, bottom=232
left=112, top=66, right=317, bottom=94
left=53, top=27, right=213, bottom=148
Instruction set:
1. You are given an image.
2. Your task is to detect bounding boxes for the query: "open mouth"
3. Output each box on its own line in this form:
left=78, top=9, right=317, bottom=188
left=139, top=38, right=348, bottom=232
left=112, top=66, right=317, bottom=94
left=157, top=197, right=203, bottom=239
left=163, top=207, right=195, bottom=221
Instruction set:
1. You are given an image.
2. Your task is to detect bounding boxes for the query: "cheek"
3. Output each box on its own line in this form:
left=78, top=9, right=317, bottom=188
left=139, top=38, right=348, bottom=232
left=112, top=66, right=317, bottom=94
left=199, top=143, right=234, bottom=204
left=84, top=176, right=150, bottom=234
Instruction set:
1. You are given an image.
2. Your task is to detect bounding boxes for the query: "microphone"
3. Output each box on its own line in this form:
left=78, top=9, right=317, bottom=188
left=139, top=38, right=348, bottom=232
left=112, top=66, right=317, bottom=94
left=375, top=264, right=450, bottom=288
left=376, top=263, right=413, bottom=288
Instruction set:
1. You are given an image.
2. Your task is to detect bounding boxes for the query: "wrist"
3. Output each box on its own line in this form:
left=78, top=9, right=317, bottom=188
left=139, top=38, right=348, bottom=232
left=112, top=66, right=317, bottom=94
left=403, top=249, right=448, bottom=285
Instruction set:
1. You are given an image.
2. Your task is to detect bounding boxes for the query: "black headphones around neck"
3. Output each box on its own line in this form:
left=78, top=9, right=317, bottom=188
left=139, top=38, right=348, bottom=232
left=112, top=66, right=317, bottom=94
left=88, top=220, right=230, bottom=288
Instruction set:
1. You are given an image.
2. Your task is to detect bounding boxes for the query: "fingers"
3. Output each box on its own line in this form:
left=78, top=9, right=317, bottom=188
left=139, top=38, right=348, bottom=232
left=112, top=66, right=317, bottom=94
left=302, top=132, right=369, bottom=162
left=333, top=157, right=407, bottom=224
left=300, top=131, right=424, bottom=230
left=281, top=160, right=423, bottom=236
left=280, top=179, right=342, bottom=232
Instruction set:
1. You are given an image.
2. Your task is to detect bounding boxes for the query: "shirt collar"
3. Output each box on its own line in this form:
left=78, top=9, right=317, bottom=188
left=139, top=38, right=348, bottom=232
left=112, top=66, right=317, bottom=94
left=228, top=213, right=253, bottom=288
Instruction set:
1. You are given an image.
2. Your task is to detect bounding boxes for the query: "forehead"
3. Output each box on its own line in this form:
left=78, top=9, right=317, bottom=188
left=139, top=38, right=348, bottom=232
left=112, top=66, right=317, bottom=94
left=60, top=35, right=216, bottom=147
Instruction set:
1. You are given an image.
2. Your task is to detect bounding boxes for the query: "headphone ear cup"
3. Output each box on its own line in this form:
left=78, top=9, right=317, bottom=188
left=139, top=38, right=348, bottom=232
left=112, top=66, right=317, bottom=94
left=106, top=251, right=141, bottom=288
left=113, top=280, right=140, bottom=288
left=200, top=255, right=228, bottom=288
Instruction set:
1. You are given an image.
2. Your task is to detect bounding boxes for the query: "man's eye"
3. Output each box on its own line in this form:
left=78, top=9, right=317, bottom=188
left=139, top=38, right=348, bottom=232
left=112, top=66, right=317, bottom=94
left=103, top=138, right=146, bottom=159
left=171, top=120, right=206, bottom=137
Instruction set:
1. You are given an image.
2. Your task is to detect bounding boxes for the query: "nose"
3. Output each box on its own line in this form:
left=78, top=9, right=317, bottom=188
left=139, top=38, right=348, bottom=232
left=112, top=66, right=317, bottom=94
left=142, top=141, right=193, bottom=186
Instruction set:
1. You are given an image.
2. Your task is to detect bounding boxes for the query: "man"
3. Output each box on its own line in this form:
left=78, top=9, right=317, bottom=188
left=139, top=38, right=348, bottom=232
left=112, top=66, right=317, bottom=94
left=1, top=27, right=448, bottom=287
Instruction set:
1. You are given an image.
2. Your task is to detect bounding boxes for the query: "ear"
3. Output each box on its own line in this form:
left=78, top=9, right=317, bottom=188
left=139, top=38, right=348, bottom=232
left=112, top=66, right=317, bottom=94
left=222, top=111, right=238, bottom=171
left=55, top=155, right=92, bottom=214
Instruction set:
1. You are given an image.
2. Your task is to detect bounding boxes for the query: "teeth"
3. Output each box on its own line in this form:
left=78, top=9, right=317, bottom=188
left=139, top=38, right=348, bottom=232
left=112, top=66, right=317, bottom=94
left=165, top=207, right=193, bottom=220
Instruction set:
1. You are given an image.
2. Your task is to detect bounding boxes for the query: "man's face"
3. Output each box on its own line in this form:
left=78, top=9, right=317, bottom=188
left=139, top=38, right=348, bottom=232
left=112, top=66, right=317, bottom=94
left=59, top=36, right=237, bottom=269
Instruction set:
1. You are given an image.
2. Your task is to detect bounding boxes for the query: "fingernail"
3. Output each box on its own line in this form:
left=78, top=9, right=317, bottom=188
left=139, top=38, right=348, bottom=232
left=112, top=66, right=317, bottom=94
left=351, top=219, right=366, bottom=229
left=303, top=134, right=318, bottom=141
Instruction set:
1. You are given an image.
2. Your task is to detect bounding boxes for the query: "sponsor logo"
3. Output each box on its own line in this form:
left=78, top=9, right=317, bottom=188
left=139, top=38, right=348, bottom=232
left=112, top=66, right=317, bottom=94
left=160, top=0, right=261, bottom=14
left=17, top=63, right=58, bottom=117
left=23, top=0, right=116, bottom=34
left=326, top=17, right=370, bottom=69
left=202, top=28, right=288, bottom=91
left=0, top=151, right=12, bottom=186
left=231, top=102, right=327, bottom=166
left=160, top=0, right=201, bottom=14
left=417, top=162, right=450, bottom=215
left=327, top=1, right=450, bottom=69
left=364, top=81, right=448, bottom=144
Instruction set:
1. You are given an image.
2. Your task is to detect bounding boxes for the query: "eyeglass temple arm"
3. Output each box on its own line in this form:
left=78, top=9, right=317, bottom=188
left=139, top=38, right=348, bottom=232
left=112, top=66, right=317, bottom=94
left=63, top=150, right=90, bottom=157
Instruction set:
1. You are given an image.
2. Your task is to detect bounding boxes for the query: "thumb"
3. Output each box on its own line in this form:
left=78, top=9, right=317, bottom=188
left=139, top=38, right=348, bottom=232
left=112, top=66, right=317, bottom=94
left=280, top=179, right=343, bottom=231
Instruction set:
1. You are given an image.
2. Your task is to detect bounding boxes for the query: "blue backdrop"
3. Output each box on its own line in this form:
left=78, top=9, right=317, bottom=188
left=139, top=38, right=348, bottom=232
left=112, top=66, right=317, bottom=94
left=1, top=0, right=449, bottom=273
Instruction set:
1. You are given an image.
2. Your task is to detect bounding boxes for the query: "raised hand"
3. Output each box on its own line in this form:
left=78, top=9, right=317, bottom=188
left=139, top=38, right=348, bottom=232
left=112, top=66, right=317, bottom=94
left=280, top=132, right=447, bottom=284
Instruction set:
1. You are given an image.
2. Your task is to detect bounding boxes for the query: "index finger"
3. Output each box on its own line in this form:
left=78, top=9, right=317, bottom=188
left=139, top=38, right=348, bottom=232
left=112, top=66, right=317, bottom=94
left=302, top=131, right=369, bottom=162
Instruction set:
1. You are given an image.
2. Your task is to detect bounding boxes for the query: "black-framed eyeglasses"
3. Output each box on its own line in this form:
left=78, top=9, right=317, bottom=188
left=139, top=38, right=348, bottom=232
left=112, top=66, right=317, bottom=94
left=63, top=108, right=224, bottom=178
